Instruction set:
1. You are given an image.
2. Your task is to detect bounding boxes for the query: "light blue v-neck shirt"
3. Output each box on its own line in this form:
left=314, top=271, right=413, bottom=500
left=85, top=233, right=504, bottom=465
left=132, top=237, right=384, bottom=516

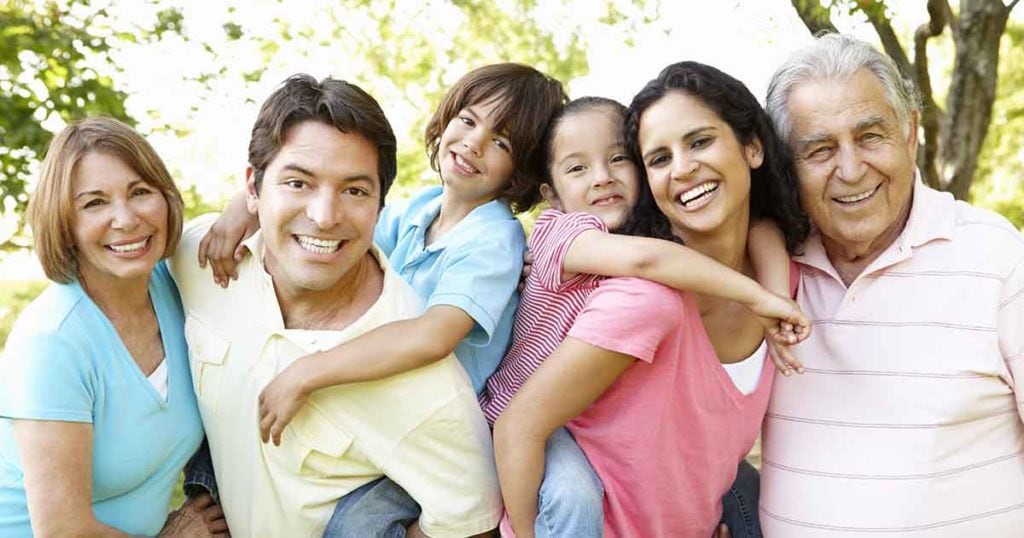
left=0, top=261, right=204, bottom=536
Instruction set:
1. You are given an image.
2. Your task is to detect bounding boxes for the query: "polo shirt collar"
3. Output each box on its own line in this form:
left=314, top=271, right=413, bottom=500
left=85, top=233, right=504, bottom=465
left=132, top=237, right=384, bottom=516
left=794, top=170, right=957, bottom=278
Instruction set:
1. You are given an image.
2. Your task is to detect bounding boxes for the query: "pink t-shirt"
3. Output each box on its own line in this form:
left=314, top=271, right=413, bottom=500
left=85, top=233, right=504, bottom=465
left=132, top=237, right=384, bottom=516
left=479, top=209, right=605, bottom=423
left=567, top=277, right=775, bottom=538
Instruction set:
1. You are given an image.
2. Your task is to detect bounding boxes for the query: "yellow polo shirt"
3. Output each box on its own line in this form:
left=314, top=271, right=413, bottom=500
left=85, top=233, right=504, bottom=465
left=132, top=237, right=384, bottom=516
left=169, top=215, right=501, bottom=537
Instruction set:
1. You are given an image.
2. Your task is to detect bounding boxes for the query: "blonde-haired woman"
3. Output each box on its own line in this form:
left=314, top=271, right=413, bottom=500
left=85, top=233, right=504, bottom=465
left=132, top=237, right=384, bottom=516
left=0, top=117, right=224, bottom=536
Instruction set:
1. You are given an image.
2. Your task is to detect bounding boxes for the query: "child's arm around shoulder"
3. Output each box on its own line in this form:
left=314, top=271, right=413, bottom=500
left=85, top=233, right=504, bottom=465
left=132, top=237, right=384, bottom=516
left=258, top=304, right=475, bottom=445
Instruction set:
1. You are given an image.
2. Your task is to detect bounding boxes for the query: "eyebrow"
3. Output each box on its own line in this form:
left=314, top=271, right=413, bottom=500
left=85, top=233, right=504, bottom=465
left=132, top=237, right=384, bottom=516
left=855, top=115, right=889, bottom=132
left=74, top=179, right=147, bottom=200
left=641, top=125, right=713, bottom=161
left=280, top=163, right=375, bottom=184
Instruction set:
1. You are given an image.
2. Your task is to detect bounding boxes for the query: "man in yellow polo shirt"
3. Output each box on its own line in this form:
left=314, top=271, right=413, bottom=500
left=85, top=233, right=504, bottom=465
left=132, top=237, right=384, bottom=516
left=169, top=74, right=501, bottom=537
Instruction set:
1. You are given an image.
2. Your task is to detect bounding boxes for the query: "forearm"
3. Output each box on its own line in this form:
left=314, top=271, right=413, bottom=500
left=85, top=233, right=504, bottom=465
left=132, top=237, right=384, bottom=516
left=748, top=219, right=790, bottom=297
left=493, top=416, right=547, bottom=538
left=639, top=240, right=769, bottom=308
left=31, top=511, right=130, bottom=537
left=302, top=306, right=472, bottom=392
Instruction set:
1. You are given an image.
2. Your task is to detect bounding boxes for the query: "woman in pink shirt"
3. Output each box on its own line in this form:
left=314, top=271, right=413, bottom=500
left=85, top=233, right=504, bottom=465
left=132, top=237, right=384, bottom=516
left=493, top=61, right=810, bottom=537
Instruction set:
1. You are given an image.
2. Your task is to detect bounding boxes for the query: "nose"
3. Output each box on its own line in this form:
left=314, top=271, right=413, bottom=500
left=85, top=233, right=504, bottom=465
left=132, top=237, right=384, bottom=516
left=591, top=162, right=614, bottom=188
left=111, top=200, right=140, bottom=230
left=670, top=153, right=698, bottom=182
left=834, top=144, right=867, bottom=184
left=462, top=127, right=485, bottom=156
left=305, top=189, right=342, bottom=230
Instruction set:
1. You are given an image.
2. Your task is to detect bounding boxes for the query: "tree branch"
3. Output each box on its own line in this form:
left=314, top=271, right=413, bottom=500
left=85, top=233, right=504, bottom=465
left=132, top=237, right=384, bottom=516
left=913, top=0, right=951, bottom=189
left=790, top=0, right=838, bottom=35
left=856, top=0, right=914, bottom=77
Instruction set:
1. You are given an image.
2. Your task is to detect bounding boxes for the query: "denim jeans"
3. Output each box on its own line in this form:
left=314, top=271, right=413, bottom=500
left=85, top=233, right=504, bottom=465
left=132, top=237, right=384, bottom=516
left=324, top=426, right=603, bottom=537
left=719, top=460, right=762, bottom=538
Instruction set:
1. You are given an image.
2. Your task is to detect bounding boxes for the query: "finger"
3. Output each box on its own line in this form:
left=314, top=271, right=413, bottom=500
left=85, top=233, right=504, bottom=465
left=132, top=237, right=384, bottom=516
left=523, top=250, right=534, bottom=264
left=203, top=504, right=225, bottom=522
left=272, top=422, right=283, bottom=446
left=775, top=343, right=805, bottom=374
left=260, top=413, right=274, bottom=443
left=198, top=232, right=212, bottom=268
left=191, top=492, right=215, bottom=510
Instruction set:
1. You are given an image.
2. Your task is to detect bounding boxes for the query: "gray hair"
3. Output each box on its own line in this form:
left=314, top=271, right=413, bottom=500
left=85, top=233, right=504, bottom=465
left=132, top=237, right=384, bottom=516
left=765, top=33, right=921, bottom=145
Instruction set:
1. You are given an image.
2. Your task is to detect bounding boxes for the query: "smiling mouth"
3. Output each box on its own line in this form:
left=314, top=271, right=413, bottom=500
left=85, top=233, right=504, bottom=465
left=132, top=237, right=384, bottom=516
left=834, top=184, right=880, bottom=205
left=106, top=237, right=150, bottom=253
left=294, top=235, right=343, bottom=254
left=679, top=182, right=719, bottom=207
left=452, top=152, right=480, bottom=175
left=592, top=195, right=623, bottom=207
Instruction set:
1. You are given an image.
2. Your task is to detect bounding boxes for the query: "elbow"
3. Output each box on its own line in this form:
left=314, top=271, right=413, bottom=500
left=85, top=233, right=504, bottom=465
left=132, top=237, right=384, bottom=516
left=32, top=519, right=99, bottom=538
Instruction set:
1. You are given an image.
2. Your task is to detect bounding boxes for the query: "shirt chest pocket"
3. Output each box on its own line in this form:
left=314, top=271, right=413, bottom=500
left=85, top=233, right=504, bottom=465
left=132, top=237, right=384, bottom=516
left=274, top=404, right=360, bottom=478
left=183, top=314, right=229, bottom=412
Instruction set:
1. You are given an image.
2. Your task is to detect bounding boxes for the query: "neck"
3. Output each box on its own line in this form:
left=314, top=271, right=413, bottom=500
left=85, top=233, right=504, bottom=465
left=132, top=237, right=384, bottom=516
left=822, top=199, right=912, bottom=287
left=429, top=189, right=492, bottom=244
left=274, top=252, right=383, bottom=330
left=79, top=270, right=152, bottom=320
left=674, top=209, right=750, bottom=275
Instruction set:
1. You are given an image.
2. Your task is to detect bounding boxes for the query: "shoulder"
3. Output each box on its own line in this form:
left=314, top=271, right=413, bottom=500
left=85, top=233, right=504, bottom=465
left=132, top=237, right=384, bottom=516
left=4, top=290, right=94, bottom=375
left=587, top=277, right=685, bottom=317
left=950, top=202, right=1024, bottom=274
left=7, top=283, right=82, bottom=345
left=533, top=210, right=605, bottom=239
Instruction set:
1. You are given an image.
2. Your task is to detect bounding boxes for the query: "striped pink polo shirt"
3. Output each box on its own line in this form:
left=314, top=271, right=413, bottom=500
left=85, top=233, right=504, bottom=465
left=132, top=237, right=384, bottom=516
left=479, top=210, right=605, bottom=424
left=761, top=180, right=1024, bottom=535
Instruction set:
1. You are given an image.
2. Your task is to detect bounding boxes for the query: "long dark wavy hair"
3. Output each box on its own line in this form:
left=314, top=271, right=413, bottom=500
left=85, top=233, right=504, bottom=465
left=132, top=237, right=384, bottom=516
left=622, top=61, right=809, bottom=254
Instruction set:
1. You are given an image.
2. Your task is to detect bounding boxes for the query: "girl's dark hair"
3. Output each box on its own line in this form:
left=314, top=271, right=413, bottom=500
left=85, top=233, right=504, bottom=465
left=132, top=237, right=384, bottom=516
left=622, top=61, right=809, bottom=253
left=425, top=63, right=567, bottom=213
left=539, top=96, right=628, bottom=189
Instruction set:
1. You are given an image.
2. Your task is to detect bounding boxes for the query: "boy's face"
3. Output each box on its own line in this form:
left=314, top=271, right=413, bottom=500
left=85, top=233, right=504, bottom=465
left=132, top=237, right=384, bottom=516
left=437, top=96, right=515, bottom=205
left=246, top=120, right=381, bottom=297
left=543, top=109, right=639, bottom=231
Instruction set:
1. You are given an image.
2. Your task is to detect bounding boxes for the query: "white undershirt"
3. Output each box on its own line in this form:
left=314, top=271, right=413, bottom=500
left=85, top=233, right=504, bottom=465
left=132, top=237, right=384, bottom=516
left=147, top=358, right=169, bottom=402
left=720, top=340, right=767, bottom=395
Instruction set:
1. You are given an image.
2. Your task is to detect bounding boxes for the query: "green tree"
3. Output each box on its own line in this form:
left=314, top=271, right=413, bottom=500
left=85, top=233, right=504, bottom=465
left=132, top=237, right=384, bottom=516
left=0, top=0, right=184, bottom=250
left=790, top=0, right=1021, bottom=202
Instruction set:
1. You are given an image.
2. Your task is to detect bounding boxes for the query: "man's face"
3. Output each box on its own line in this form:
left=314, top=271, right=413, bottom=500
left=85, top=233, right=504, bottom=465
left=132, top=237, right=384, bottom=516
left=787, top=68, right=918, bottom=258
left=247, top=120, right=380, bottom=296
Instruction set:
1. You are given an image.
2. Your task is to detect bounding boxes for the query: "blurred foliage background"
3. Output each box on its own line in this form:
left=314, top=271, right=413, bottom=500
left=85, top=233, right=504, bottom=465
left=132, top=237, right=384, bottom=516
left=1, top=0, right=1022, bottom=352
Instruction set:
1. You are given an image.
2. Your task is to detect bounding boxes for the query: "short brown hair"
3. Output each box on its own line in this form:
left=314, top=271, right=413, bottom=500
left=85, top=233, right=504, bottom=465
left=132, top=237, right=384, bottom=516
left=248, top=74, right=397, bottom=207
left=425, top=63, right=567, bottom=213
left=27, top=117, right=184, bottom=284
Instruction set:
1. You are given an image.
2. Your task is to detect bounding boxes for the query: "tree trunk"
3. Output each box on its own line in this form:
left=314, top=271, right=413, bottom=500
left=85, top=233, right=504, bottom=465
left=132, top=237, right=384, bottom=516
left=942, top=0, right=1011, bottom=200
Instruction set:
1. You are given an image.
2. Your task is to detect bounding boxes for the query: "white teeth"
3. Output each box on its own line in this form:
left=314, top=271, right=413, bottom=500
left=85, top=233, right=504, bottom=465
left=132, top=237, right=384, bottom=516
left=454, top=154, right=479, bottom=174
left=109, top=239, right=148, bottom=253
left=296, top=235, right=341, bottom=254
left=836, top=187, right=876, bottom=204
left=679, top=182, right=719, bottom=206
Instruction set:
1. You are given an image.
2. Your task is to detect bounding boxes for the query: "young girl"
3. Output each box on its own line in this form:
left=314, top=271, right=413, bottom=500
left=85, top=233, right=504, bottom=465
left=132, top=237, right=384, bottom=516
left=493, top=62, right=812, bottom=537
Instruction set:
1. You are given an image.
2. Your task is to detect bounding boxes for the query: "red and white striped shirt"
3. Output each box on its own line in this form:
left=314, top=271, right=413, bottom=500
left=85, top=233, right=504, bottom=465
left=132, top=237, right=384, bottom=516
left=479, top=210, right=606, bottom=424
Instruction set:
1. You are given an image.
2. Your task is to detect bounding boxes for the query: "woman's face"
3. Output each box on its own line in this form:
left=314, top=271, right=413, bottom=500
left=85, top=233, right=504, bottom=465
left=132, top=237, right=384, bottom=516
left=637, top=91, right=763, bottom=240
left=543, top=108, right=639, bottom=231
left=71, top=151, right=169, bottom=287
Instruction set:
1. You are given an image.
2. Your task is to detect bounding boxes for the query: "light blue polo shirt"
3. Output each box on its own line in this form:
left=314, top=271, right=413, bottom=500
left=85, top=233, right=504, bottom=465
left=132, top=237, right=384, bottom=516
left=0, top=261, right=204, bottom=536
left=375, top=185, right=525, bottom=393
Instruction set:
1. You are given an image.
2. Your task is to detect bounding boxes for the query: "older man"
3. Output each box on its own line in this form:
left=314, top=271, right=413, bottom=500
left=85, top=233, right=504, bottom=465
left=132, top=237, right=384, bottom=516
left=761, top=34, right=1024, bottom=535
left=169, top=75, right=500, bottom=537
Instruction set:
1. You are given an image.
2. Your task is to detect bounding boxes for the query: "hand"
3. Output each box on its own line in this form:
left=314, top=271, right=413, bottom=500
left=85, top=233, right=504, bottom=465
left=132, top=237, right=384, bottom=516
left=258, top=356, right=314, bottom=446
left=159, top=493, right=230, bottom=537
left=198, top=194, right=258, bottom=288
left=748, top=292, right=810, bottom=376
left=712, top=523, right=731, bottom=538
left=518, top=249, right=534, bottom=293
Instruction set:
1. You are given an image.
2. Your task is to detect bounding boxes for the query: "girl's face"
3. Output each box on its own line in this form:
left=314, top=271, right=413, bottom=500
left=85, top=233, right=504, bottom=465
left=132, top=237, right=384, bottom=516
left=638, top=91, right=763, bottom=240
left=71, top=151, right=169, bottom=288
left=542, top=109, right=639, bottom=231
left=437, top=96, right=515, bottom=205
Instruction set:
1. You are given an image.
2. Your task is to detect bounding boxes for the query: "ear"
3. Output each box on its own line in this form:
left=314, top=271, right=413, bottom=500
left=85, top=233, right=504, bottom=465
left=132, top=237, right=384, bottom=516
left=744, top=137, right=764, bottom=170
left=905, top=109, right=920, bottom=155
left=540, top=183, right=563, bottom=211
left=245, top=167, right=259, bottom=214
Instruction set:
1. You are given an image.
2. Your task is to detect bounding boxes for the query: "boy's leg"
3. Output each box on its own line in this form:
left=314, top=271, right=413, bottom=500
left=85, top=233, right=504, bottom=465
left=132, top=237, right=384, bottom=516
left=323, top=477, right=420, bottom=538
left=719, top=460, right=762, bottom=538
left=535, top=426, right=604, bottom=538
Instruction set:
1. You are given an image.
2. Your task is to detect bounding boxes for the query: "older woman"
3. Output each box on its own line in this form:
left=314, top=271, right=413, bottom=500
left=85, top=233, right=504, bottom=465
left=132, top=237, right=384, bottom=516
left=0, top=117, right=222, bottom=536
left=494, top=61, right=809, bottom=537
